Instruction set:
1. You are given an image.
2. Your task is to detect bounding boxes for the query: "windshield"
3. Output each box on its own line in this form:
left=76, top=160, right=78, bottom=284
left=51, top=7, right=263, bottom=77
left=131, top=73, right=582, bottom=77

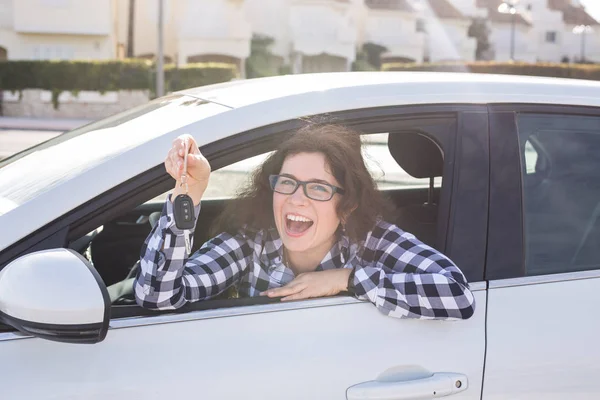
left=0, top=94, right=226, bottom=214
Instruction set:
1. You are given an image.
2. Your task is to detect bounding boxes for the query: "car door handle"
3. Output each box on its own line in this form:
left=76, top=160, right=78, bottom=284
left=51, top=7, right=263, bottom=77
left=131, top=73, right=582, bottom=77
left=347, top=372, right=468, bottom=400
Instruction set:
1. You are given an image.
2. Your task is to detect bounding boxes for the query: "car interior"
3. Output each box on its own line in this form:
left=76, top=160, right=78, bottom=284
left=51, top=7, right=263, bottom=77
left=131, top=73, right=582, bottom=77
left=63, top=129, right=446, bottom=312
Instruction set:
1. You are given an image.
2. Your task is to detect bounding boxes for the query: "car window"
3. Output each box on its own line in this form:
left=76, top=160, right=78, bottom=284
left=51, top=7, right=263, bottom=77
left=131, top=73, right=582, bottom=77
left=79, top=119, right=455, bottom=314
left=151, top=133, right=441, bottom=202
left=518, top=114, right=600, bottom=276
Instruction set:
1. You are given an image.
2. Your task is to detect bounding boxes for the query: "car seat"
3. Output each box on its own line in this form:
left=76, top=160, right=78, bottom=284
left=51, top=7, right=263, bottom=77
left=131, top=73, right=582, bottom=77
left=387, top=132, right=443, bottom=248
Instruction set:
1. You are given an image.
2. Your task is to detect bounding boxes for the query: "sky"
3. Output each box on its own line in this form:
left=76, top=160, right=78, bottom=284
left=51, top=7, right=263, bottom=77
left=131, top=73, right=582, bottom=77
left=579, top=0, right=600, bottom=22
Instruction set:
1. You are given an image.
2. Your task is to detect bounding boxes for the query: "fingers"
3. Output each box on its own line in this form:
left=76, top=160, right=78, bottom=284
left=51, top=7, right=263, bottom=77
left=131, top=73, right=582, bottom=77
left=173, top=134, right=199, bottom=156
left=281, top=291, right=310, bottom=302
left=166, top=149, right=182, bottom=179
left=164, top=155, right=178, bottom=180
left=166, top=135, right=199, bottom=179
left=261, top=283, right=305, bottom=298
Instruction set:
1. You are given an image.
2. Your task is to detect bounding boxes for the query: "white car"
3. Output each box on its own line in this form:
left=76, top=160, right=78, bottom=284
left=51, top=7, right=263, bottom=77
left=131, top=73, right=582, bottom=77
left=1, top=72, right=599, bottom=400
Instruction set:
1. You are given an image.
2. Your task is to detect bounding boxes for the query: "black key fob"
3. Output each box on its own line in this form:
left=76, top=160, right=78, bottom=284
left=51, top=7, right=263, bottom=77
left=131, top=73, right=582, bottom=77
left=173, top=194, right=195, bottom=230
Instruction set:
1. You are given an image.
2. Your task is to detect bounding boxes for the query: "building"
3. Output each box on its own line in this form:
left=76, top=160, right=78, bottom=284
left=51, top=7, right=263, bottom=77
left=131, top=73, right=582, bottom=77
left=419, top=0, right=477, bottom=62
left=522, top=0, right=566, bottom=62
left=0, top=0, right=476, bottom=71
left=474, top=0, right=536, bottom=62
left=115, top=0, right=252, bottom=76
left=449, top=0, right=600, bottom=62
left=362, top=0, right=426, bottom=63
left=0, top=0, right=116, bottom=61
left=546, top=0, right=600, bottom=62
left=2, top=0, right=598, bottom=73
left=245, top=0, right=357, bottom=74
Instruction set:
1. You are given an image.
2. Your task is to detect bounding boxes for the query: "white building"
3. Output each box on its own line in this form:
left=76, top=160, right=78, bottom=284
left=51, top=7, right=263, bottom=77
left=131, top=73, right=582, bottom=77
left=455, top=0, right=536, bottom=62
left=2, top=0, right=599, bottom=72
left=449, top=0, right=600, bottom=62
left=522, top=0, right=565, bottom=62
left=418, top=0, right=477, bottom=62
left=0, top=0, right=116, bottom=61
left=245, top=0, right=357, bottom=74
left=545, top=0, right=600, bottom=62
left=362, top=0, right=426, bottom=63
left=176, top=0, right=251, bottom=72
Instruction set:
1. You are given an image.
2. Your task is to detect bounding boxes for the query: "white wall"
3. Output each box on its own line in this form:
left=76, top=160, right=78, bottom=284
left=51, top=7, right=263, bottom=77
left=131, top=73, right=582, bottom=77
left=365, top=10, right=425, bottom=62
left=14, top=0, right=112, bottom=35
left=490, top=23, right=536, bottom=62
left=178, top=0, right=251, bottom=64
left=289, top=1, right=356, bottom=64
left=115, top=0, right=179, bottom=61
left=7, top=34, right=115, bottom=60
left=562, top=24, right=600, bottom=62
left=524, top=0, right=565, bottom=62
left=0, top=0, right=115, bottom=60
left=244, top=0, right=292, bottom=59
left=446, top=0, right=488, bottom=18
left=2, top=89, right=150, bottom=119
left=0, top=0, right=13, bottom=29
left=427, top=18, right=476, bottom=62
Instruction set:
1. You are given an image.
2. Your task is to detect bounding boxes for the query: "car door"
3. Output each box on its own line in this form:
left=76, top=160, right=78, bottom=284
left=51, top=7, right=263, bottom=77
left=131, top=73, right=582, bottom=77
left=483, top=105, right=600, bottom=399
left=0, top=106, right=489, bottom=400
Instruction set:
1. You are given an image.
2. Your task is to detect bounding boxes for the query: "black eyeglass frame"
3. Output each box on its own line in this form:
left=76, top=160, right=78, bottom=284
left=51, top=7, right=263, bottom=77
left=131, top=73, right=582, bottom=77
left=268, top=174, right=345, bottom=201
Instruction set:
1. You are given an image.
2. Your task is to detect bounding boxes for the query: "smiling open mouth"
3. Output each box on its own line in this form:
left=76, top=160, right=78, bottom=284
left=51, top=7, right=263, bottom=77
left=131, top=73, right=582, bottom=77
left=286, top=214, right=314, bottom=235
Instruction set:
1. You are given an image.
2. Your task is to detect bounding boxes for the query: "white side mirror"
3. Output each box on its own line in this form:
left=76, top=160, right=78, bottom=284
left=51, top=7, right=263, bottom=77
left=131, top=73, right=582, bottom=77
left=0, top=248, right=110, bottom=344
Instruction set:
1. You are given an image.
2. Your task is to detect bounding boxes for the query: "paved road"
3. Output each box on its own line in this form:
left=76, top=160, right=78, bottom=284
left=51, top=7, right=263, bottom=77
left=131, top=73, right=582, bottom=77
left=0, top=129, right=62, bottom=160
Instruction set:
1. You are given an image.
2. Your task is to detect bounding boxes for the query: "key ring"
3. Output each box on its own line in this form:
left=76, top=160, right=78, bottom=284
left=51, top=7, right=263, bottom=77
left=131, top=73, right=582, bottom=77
left=179, top=174, right=189, bottom=193
left=179, top=137, right=189, bottom=194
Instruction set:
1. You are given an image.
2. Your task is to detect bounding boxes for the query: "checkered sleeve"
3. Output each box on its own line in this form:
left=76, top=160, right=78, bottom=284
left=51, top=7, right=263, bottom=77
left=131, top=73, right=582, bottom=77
left=351, top=221, right=476, bottom=320
left=134, top=195, right=253, bottom=310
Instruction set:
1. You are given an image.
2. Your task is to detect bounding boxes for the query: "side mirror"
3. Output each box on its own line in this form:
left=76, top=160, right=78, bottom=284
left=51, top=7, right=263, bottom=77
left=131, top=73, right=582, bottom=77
left=0, top=249, right=110, bottom=344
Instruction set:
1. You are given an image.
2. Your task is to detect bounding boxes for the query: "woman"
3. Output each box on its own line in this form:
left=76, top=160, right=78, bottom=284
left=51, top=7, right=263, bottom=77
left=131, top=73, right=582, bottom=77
left=134, top=124, right=475, bottom=319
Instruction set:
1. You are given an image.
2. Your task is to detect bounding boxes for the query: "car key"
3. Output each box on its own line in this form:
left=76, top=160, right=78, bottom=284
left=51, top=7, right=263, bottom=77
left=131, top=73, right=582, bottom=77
left=173, top=138, right=195, bottom=254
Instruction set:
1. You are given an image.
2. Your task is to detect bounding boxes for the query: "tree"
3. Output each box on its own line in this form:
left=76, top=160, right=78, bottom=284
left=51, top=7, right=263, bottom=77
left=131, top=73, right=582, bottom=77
left=352, top=42, right=388, bottom=71
left=363, top=42, right=388, bottom=69
left=245, top=34, right=285, bottom=78
left=468, top=17, right=492, bottom=61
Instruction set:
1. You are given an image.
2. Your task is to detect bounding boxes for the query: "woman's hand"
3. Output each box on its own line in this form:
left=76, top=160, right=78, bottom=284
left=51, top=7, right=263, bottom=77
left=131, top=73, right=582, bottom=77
left=165, top=134, right=211, bottom=205
left=261, top=269, right=352, bottom=301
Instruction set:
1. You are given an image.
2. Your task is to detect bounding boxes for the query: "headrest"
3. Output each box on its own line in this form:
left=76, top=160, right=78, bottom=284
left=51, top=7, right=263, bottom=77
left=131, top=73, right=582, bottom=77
left=388, top=132, right=443, bottom=179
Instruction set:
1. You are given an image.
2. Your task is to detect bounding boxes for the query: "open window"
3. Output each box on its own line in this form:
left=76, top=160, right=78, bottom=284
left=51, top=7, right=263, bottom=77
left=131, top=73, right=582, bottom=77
left=55, top=109, right=461, bottom=320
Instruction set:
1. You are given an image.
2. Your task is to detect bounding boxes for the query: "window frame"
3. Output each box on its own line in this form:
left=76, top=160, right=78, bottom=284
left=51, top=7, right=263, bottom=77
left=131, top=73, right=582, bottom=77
left=486, top=104, right=600, bottom=281
left=0, top=104, right=489, bottom=328
left=545, top=31, right=557, bottom=43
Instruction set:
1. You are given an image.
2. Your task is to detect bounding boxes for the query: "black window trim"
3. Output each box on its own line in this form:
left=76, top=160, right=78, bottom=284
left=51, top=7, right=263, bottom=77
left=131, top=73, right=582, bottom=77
left=0, top=104, right=488, bottom=325
left=486, top=103, right=600, bottom=281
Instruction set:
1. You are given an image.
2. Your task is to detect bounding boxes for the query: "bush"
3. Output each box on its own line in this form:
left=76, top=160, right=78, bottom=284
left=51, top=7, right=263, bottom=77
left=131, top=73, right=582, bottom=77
left=381, top=61, right=600, bottom=81
left=163, top=63, right=237, bottom=92
left=0, top=60, right=152, bottom=92
left=0, top=60, right=237, bottom=108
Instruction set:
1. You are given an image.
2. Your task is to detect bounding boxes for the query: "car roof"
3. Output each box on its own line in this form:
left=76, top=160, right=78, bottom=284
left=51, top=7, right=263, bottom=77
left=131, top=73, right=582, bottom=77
left=3, top=71, right=600, bottom=251
left=180, top=71, right=600, bottom=109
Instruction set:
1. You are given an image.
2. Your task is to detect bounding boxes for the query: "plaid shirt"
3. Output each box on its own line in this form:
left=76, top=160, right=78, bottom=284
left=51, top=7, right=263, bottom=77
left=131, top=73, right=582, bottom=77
left=135, top=196, right=476, bottom=319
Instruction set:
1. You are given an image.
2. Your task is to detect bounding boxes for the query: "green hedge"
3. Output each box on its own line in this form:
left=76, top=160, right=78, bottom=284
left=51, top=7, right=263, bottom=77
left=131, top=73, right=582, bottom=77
left=0, top=60, right=237, bottom=108
left=162, top=63, right=237, bottom=92
left=382, top=61, right=600, bottom=80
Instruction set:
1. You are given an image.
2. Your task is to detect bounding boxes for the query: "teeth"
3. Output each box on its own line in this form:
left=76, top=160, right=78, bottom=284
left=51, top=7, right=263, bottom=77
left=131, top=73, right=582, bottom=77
left=287, top=214, right=312, bottom=222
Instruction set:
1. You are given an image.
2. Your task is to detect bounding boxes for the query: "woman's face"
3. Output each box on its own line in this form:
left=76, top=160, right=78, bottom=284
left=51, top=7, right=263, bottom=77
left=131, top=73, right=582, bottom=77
left=273, top=152, right=342, bottom=255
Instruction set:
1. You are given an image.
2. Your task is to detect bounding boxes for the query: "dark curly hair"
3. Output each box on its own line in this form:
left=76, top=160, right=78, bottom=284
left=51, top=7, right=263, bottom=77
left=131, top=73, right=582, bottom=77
left=211, top=124, right=394, bottom=243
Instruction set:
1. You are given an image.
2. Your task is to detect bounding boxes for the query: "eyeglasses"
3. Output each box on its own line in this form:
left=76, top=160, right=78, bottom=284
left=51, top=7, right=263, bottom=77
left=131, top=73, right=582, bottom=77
left=269, top=175, right=345, bottom=202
